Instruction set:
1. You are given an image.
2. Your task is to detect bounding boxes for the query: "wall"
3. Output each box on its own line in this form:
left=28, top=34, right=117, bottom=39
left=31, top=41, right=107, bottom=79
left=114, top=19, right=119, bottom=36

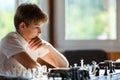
left=107, top=52, right=120, bottom=61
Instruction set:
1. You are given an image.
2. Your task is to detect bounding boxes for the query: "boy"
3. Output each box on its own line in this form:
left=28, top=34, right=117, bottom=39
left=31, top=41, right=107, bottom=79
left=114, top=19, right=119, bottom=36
left=0, top=3, right=69, bottom=75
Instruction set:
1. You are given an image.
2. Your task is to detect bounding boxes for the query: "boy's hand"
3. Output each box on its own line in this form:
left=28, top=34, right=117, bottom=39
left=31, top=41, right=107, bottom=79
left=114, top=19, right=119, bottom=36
left=28, top=37, right=42, bottom=50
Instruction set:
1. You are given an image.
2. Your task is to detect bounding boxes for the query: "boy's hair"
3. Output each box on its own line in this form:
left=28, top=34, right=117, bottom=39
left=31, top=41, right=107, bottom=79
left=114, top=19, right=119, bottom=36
left=14, top=3, right=48, bottom=30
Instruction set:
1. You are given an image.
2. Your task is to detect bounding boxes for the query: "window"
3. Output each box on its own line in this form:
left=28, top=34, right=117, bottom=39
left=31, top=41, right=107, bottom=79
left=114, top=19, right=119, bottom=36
left=0, top=0, right=15, bottom=39
left=55, top=0, right=120, bottom=52
left=65, top=0, right=116, bottom=40
left=0, top=0, right=49, bottom=41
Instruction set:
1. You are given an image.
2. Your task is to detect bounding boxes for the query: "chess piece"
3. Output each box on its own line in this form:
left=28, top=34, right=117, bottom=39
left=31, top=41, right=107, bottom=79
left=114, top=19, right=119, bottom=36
left=12, top=65, right=17, bottom=76
left=91, top=61, right=97, bottom=75
left=109, top=62, right=114, bottom=73
left=78, top=70, right=90, bottom=80
left=84, top=70, right=90, bottom=79
left=95, top=67, right=100, bottom=76
left=80, top=59, right=84, bottom=69
left=74, top=63, right=78, bottom=67
left=113, top=65, right=115, bottom=72
left=104, top=67, right=108, bottom=76
left=26, top=68, right=32, bottom=79
left=71, top=67, right=79, bottom=80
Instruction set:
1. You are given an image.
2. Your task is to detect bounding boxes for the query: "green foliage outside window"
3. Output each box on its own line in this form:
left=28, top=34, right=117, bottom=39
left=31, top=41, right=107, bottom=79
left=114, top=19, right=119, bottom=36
left=65, top=0, right=116, bottom=40
left=0, top=10, right=14, bottom=39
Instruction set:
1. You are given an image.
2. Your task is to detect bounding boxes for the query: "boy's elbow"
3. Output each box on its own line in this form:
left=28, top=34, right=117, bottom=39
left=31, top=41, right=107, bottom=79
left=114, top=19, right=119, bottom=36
left=65, top=60, right=69, bottom=68
left=61, top=61, right=69, bottom=68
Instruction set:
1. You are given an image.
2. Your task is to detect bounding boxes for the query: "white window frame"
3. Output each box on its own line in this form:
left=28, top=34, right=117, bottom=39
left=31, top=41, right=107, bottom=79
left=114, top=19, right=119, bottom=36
left=54, top=0, right=120, bottom=52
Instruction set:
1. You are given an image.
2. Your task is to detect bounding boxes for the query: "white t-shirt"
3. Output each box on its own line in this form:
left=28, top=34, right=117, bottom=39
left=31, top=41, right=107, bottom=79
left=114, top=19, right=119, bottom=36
left=0, top=32, right=49, bottom=75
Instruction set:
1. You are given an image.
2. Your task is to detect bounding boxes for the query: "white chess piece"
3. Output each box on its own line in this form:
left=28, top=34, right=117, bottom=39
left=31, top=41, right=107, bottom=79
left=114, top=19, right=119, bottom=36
left=12, top=65, right=17, bottom=77
left=41, top=65, right=47, bottom=77
left=80, top=59, right=84, bottom=69
left=17, top=67, right=23, bottom=77
left=42, top=65, right=47, bottom=73
left=26, top=68, right=32, bottom=79
left=92, top=61, right=97, bottom=75
left=31, top=68, right=37, bottom=79
left=74, top=63, right=78, bottom=67
left=5, top=70, right=11, bottom=77
left=22, top=69, right=27, bottom=78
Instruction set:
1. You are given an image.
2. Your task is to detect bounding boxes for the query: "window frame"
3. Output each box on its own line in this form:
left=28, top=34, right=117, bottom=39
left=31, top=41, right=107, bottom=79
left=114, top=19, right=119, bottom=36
left=54, top=0, right=120, bottom=52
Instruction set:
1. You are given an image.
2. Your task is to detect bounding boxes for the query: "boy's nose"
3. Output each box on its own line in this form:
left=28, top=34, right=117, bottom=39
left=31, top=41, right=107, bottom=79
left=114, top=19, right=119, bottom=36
left=38, top=30, right=41, bottom=34
left=38, top=28, right=41, bottom=34
left=38, top=27, right=41, bottom=32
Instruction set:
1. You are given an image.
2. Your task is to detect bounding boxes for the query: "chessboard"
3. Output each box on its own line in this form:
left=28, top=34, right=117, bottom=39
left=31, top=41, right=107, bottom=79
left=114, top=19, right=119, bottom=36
left=48, top=68, right=120, bottom=80
left=0, top=59, right=120, bottom=80
left=91, top=69, right=120, bottom=80
left=48, top=59, right=120, bottom=80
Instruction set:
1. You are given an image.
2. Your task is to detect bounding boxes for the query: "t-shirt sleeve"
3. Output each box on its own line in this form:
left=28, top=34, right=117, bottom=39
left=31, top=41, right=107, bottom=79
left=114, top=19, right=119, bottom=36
left=0, top=35, right=26, bottom=59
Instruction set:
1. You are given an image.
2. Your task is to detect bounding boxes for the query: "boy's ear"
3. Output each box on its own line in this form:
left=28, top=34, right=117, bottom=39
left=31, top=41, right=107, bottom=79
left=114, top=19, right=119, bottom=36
left=19, top=22, right=26, bottom=30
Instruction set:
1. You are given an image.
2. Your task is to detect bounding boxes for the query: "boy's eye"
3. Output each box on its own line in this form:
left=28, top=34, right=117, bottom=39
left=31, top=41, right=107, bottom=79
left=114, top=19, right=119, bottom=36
left=35, top=27, right=40, bottom=29
left=35, top=27, right=39, bottom=28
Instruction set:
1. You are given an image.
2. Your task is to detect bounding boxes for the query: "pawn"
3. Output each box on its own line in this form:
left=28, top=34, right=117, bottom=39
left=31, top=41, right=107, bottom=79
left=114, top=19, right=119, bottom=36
left=104, top=67, right=108, bottom=76
left=74, top=63, right=78, bottom=67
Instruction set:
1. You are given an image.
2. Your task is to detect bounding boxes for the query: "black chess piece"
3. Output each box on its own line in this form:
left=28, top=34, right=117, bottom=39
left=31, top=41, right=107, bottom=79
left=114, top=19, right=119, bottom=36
left=95, top=67, right=100, bottom=76
left=79, top=70, right=85, bottom=80
left=113, top=65, right=115, bottom=72
left=109, top=62, right=114, bottom=73
left=84, top=70, right=90, bottom=80
left=71, top=67, right=79, bottom=80
left=104, top=67, right=108, bottom=76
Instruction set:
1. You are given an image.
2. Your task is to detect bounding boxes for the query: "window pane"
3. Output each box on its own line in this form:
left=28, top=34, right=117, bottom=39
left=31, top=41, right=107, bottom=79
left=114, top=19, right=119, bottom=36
left=65, top=0, right=116, bottom=40
left=0, top=0, right=15, bottom=39
left=19, top=0, right=39, bottom=4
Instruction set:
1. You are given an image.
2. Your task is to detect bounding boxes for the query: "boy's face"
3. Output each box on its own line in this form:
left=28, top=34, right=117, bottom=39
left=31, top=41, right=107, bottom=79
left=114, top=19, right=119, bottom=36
left=19, top=21, right=43, bottom=42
